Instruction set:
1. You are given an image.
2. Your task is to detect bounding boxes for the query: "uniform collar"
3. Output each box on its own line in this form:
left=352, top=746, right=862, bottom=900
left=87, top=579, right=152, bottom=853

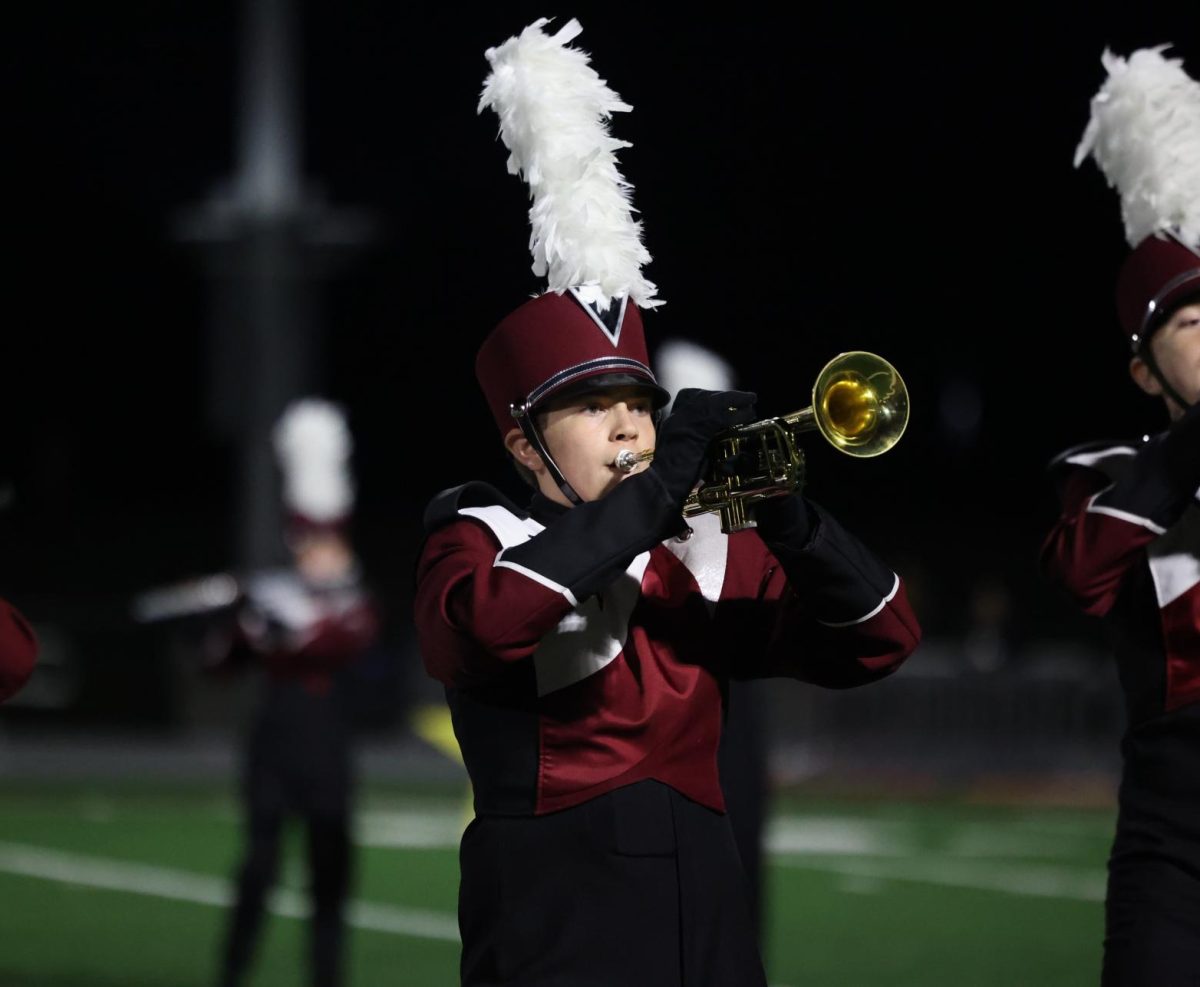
left=528, top=491, right=571, bottom=526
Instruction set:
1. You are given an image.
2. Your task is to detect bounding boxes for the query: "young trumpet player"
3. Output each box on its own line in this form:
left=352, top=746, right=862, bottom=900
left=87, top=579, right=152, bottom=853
left=1042, top=46, right=1200, bottom=985
left=413, top=19, right=920, bottom=986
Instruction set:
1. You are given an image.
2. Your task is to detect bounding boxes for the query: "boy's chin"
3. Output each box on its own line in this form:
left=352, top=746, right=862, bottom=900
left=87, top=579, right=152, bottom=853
left=595, top=474, right=628, bottom=499
left=580, top=467, right=642, bottom=502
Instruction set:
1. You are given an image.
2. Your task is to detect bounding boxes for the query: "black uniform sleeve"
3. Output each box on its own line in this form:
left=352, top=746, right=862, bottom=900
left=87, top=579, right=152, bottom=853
left=1090, top=403, right=1200, bottom=530
left=755, top=495, right=899, bottom=623
left=500, top=470, right=683, bottom=601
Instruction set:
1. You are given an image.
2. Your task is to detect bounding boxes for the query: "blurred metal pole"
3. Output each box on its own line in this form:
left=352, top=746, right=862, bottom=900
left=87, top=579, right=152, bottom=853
left=175, top=0, right=373, bottom=570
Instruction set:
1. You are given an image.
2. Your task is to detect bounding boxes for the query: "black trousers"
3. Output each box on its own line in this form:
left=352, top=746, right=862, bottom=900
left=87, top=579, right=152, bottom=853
left=220, top=685, right=353, bottom=987
left=1103, top=853, right=1200, bottom=987
left=458, top=780, right=766, bottom=987
left=718, top=680, right=769, bottom=941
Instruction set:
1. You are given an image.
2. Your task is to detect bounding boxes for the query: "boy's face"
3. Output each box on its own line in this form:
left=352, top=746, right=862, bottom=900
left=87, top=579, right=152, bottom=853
left=506, top=385, right=657, bottom=506
left=1131, top=300, right=1200, bottom=419
left=291, top=530, right=354, bottom=582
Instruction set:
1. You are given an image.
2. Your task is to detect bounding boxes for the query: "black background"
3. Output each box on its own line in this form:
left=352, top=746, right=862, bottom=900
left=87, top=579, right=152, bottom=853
left=5, top=3, right=1199, bottom=690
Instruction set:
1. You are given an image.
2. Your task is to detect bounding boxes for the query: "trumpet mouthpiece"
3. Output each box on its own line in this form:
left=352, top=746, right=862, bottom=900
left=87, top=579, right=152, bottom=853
left=614, top=449, right=653, bottom=473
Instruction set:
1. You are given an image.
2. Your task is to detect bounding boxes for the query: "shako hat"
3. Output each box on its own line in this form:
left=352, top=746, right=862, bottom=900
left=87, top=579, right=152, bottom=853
left=1075, top=46, right=1200, bottom=352
left=272, top=398, right=355, bottom=536
left=474, top=18, right=669, bottom=501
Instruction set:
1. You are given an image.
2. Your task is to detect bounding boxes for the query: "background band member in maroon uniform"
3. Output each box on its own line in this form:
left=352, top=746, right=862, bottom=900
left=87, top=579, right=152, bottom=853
left=0, top=597, right=37, bottom=703
left=415, top=20, right=921, bottom=986
left=1042, top=46, right=1200, bottom=987
left=214, top=399, right=379, bottom=987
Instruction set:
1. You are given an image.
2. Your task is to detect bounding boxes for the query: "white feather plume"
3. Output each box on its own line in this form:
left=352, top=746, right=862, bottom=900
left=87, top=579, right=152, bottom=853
left=654, top=339, right=735, bottom=414
left=272, top=399, right=354, bottom=522
left=478, top=17, right=661, bottom=311
left=1075, top=45, right=1200, bottom=248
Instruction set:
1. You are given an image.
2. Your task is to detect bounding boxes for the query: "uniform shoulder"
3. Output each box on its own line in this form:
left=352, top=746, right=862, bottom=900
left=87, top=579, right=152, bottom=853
left=1047, top=439, right=1145, bottom=480
left=422, top=482, right=528, bottom=534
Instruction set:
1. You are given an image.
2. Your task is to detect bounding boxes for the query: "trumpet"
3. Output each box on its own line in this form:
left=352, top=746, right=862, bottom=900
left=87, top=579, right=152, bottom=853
left=616, top=351, right=909, bottom=533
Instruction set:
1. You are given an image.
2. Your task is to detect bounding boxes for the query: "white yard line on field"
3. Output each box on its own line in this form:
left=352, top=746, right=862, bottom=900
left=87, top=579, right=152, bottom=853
left=776, top=853, right=1105, bottom=902
left=0, top=841, right=460, bottom=942
left=356, top=807, right=466, bottom=848
left=766, top=817, right=909, bottom=856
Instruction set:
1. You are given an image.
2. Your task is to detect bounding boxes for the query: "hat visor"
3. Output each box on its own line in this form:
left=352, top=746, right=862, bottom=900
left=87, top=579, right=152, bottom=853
left=1157, top=281, right=1200, bottom=325
left=538, top=371, right=671, bottom=410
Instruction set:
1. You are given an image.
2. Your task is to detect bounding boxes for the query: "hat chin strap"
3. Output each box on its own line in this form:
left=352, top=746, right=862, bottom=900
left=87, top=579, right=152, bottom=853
left=511, top=402, right=583, bottom=506
left=1138, top=339, right=1193, bottom=414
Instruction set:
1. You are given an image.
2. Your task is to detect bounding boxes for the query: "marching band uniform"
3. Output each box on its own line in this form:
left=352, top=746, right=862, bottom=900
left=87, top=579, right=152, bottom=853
left=1042, top=46, right=1200, bottom=985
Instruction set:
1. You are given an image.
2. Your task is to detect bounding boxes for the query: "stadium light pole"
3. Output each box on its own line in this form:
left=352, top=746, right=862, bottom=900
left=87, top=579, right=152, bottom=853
left=175, top=0, right=373, bottom=570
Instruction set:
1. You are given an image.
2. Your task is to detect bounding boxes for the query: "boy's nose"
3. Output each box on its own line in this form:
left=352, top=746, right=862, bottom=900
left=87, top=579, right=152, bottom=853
left=610, top=404, right=639, bottom=441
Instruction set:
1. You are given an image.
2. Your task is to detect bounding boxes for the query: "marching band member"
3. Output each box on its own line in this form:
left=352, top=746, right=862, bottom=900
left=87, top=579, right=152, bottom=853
left=215, top=399, right=379, bottom=987
left=1042, top=45, right=1200, bottom=986
left=414, top=19, right=920, bottom=985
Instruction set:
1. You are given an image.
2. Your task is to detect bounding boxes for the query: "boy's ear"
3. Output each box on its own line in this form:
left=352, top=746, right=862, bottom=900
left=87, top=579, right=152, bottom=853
left=504, top=429, right=545, bottom=472
left=1130, top=355, right=1164, bottom=397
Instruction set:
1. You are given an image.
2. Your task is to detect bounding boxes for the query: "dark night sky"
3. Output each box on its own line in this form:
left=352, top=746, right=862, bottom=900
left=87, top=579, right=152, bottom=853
left=4, top=3, right=1199, bottom=650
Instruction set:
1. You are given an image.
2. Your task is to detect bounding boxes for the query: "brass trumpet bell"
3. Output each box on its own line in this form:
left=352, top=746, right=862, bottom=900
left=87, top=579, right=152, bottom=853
left=795, top=350, right=908, bottom=458
left=682, top=351, right=909, bottom=532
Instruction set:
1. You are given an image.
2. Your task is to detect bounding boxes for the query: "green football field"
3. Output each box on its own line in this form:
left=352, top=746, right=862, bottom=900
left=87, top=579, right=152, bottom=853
left=0, top=780, right=1112, bottom=986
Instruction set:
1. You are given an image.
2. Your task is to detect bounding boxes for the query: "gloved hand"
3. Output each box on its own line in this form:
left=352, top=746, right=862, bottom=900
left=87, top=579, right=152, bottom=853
left=754, top=492, right=816, bottom=549
left=649, top=388, right=757, bottom=505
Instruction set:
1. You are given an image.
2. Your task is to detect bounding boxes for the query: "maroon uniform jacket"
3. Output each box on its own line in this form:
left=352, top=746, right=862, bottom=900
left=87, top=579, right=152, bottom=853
left=1043, top=425, right=1200, bottom=871
left=416, top=481, right=920, bottom=818
left=0, top=597, right=37, bottom=703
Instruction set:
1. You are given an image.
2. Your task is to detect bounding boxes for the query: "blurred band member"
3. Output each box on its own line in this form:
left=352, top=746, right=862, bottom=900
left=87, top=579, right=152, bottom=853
left=216, top=399, right=379, bottom=987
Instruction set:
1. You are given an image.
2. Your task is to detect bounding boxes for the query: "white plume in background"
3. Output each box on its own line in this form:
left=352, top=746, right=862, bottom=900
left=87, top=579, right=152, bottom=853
left=1075, top=45, right=1200, bottom=248
left=272, top=399, right=354, bottom=522
left=655, top=339, right=735, bottom=414
left=478, top=17, right=661, bottom=311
